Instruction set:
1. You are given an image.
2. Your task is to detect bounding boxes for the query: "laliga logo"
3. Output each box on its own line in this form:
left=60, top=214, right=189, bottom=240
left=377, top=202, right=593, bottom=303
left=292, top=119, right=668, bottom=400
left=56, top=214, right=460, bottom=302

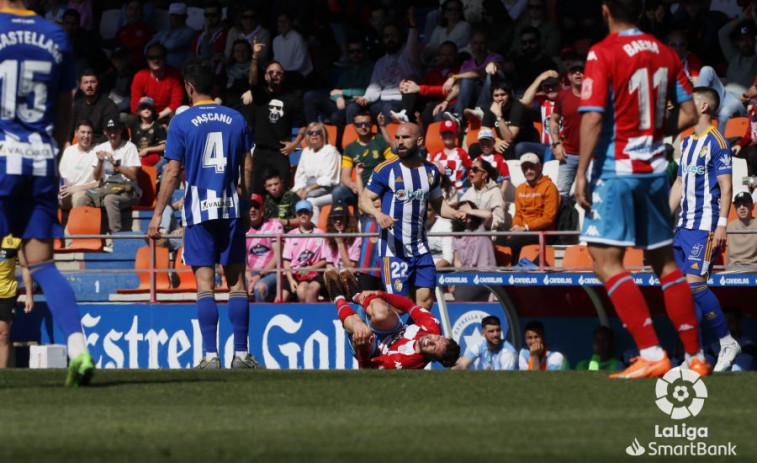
left=655, top=367, right=708, bottom=420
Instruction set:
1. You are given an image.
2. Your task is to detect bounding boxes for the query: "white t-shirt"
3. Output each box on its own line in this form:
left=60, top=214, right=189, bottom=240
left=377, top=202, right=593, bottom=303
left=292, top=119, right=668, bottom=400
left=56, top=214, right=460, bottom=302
left=59, top=143, right=97, bottom=187
left=92, top=139, right=141, bottom=187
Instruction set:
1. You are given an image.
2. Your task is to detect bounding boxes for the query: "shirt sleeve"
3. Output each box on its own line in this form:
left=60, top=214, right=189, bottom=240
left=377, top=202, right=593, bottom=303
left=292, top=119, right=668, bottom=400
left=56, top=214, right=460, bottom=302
left=714, top=141, right=733, bottom=175
left=428, top=164, right=443, bottom=201
left=123, top=142, right=142, bottom=167
left=579, top=46, right=609, bottom=113
left=164, top=120, right=185, bottom=162
left=365, top=164, right=388, bottom=196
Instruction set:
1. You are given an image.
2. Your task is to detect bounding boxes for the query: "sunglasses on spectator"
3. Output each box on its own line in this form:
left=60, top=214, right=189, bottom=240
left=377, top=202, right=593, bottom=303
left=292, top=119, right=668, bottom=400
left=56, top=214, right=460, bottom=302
left=307, top=130, right=324, bottom=136
left=469, top=166, right=484, bottom=173
left=354, top=122, right=371, bottom=128
left=522, top=39, right=538, bottom=46
left=204, top=11, right=220, bottom=17
left=146, top=55, right=165, bottom=61
left=569, top=67, right=584, bottom=74
left=267, top=70, right=284, bottom=76
left=249, top=203, right=262, bottom=210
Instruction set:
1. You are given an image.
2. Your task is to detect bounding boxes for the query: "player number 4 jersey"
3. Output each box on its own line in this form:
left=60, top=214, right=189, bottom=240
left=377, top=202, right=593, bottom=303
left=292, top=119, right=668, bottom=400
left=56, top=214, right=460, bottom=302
left=579, top=29, right=693, bottom=178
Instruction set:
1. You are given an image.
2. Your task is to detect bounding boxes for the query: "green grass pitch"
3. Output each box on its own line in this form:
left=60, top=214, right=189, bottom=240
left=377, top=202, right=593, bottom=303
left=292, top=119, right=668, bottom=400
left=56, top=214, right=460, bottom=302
left=1, top=370, right=754, bottom=463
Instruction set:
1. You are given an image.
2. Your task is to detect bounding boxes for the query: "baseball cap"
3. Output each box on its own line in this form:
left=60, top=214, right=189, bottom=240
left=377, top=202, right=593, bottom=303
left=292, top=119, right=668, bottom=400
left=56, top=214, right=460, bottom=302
left=104, top=118, right=123, bottom=130
left=478, top=128, right=495, bottom=141
left=168, top=2, right=187, bottom=15
left=520, top=152, right=541, bottom=165
left=329, top=201, right=348, bottom=218
left=734, top=191, right=753, bottom=204
left=439, top=120, right=458, bottom=135
left=137, top=96, right=155, bottom=110
left=250, top=193, right=264, bottom=207
left=541, top=76, right=561, bottom=90
left=295, top=199, right=313, bottom=213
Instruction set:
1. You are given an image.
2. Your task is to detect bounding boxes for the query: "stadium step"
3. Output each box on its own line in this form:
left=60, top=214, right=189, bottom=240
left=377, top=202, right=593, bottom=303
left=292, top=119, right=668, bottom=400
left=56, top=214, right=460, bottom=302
left=109, top=291, right=227, bottom=302
left=64, top=273, right=140, bottom=302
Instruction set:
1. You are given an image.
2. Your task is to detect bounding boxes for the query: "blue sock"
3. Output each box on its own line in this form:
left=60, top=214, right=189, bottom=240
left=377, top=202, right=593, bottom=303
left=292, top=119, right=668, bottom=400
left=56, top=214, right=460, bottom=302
left=29, top=262, right=82, bottom=338
left=227, top=292, right=249, bottom=352
left=690, top=282, right=729, bottom=340
left=197, top=292, right=219, bottom=353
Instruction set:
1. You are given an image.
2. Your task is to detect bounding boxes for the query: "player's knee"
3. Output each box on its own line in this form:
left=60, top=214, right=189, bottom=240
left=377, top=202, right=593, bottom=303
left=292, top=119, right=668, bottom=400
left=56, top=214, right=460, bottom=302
left=0, top=323, right=10, bottom=344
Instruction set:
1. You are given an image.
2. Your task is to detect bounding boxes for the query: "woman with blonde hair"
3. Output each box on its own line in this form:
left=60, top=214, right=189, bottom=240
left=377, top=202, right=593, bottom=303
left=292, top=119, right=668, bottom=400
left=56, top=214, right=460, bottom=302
left=290, top=121, right=341, bottom=223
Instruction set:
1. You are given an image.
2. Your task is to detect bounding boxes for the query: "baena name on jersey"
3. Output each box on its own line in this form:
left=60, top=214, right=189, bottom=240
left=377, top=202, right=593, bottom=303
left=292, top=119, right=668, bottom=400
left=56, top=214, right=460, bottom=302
left=622, top=39, right=659, bottom=57
left=0, top=31, right=63, bottom=63
left=190, top=113, right=233, bottom=127
left=200, top=198, right=233, bottom=210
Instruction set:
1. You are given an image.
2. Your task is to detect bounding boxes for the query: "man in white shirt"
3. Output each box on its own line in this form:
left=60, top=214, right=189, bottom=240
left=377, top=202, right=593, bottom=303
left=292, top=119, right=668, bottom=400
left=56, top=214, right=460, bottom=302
left=59, top=120, right=99, bottom=210
left=272, top=13, right=312, bottom=85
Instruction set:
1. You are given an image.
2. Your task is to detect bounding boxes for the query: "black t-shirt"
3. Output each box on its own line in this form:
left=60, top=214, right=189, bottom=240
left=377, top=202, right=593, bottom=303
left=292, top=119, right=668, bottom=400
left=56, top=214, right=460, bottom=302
left=250, top=85, right=306, bottom=151
left=71, top=94, right=120, bottom=145
left=129, top=122, right=167, bottom=151
left=482, top=99, right=539, bottom=157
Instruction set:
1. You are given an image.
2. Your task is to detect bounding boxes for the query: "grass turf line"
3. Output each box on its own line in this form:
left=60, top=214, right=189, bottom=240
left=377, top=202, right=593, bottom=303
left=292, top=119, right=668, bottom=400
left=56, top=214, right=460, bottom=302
left=0, top=370, right=753, bottom=463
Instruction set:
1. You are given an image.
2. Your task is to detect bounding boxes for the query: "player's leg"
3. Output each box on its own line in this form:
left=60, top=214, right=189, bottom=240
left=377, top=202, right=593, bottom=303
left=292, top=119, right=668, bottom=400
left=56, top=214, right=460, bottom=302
left=326, top=270, right=375, bottom=367
left=0, top=316, right=10, bottom=368
left=363, top=297, right=404, bottom=332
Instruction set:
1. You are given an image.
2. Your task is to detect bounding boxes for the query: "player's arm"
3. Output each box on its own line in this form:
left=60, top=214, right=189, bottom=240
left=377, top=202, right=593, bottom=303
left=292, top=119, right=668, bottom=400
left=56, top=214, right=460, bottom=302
left=17, top=249, right=33, bottom=314
left=576, top=111, right=603, bottom=210
left=55, top=92, right=73, bottom=153
left=668, top=176, right=683, bottom=216
left=148, top=160, right=181, bottom=238
left=430, top=195, right=462, bottom=222
left=359, top=188, right=395, bottom=229
left=714, top=173, right=732, bottom=249
left=452, top=355, right=473, bottom=370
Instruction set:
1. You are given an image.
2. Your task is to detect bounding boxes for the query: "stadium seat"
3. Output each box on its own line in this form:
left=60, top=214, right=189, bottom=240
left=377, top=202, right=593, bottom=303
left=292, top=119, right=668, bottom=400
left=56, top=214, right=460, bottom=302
left=341, top=123, right=376, bottom=148
left=117, top=246, right=171, bottom=293
left=300, top=124, right=337, bottom=148
left=99, top=9, right=120, bottom=41
left=425, top=122, right=444, bottom=154
left=732, top=157, right=749, bottom=196
left=533, top=121, right=543, bottom=139
left=132, top=165, right=157, bottom=210
left=623, top=247, right=645, bottom=269
left=159, top=248, right=196, bottom=293
left=494, top=245, right=512, bottom=267
left=186, top=7, right=205, bottom=30
left=542, top=160, right=559, bottom=181
left=724, top=117, right=748, bottom=139
left=519, top=244, right=555, bottom=267
left=561, top=245, right=593, bottom=271
left=385, top=122, right=399, bottom=142
left=55, top=206, right=103, bottom=253
left=503, top=160, right=525, bottom=203
left=465, top=126, right=480, bottom=148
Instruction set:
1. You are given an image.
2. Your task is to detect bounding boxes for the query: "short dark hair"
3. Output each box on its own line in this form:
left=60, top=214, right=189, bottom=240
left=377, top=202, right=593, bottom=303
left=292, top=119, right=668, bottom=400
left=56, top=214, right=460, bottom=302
left=182, top=58, right=214, bottom=95
left=353, top=110, right=372, bottom=121
left=481, top=315, right=501, bottom=329
left=79, top=68, right=97, bottom=80
left=146, top=43, right=167, bottom=57
left=262, top=169, right=282, bottom=183
left=491, top=78, right=512, bottom=97
left=520, top=26, right=541, bottom=42
left=74, top=119, right=94, bottom=131
left=524, top=320, right=545, bottom=336
left=603, top=0, right=642, bottom=25
left=439, top=40, right=458, bottom=53
left=693, top=86, right=720, bottom=113
left=231, top=39, right=252, bottom=55
left=439, top=338, right=461, bottom=368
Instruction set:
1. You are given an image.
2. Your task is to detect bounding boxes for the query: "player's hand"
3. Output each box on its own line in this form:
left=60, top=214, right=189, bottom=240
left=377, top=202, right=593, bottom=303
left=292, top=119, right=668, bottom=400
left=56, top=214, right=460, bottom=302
left=575, top=174, right=591, bottom=211
left=24, top=295, right=33, bottom=314
left=351, top=321, right=374, bottom=348
left=279, top=140, right=297, bottom=156
left=714, top=225, right=728, bottom=249
left=552, top=143, right=566, bottom=161
left=529, top=339, right=545, bottom=358
left=147, top=214, right=162, bottom=240
left=732, top=144, right=742, bottom=156
left=376, top=212, right=397, bottom=229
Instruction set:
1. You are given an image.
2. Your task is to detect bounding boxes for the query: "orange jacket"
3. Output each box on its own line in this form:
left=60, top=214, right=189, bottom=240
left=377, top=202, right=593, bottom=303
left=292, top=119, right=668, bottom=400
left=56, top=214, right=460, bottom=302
left=513, top=175, right=560, bottom=231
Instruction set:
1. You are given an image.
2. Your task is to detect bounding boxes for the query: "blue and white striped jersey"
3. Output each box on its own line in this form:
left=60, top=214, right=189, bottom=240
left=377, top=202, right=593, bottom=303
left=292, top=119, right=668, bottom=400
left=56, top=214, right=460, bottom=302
left=164, top=101, right=251, bottom=226
left=365, top=158, right=442, bottom=258
left=677, top=126, right=732, bottom=231
left=0, top=8, right=76, bottom=177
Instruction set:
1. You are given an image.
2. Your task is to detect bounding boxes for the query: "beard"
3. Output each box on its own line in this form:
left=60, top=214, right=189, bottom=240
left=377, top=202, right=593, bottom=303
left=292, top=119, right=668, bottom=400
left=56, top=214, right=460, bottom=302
left=398, top=143, right=419, bottom=159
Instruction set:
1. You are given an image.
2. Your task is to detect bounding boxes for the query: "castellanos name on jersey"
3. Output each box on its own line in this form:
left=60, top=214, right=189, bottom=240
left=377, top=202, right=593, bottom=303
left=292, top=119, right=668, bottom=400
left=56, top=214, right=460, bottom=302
left=365, top=158, right=443, bottom=258
left=164, top=102, right=251, bottom=226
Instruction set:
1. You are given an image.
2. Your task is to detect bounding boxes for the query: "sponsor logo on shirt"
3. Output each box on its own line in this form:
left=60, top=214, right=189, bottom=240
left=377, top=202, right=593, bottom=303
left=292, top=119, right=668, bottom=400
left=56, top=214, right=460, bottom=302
left=394, top=189, right=428, bottom=201
left=201, top=198, right=233, bottom=210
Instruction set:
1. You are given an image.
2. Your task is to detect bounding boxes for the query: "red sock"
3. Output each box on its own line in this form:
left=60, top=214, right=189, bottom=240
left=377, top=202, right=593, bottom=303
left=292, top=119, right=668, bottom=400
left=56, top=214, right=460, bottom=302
left=336, top=298, right=358, bottom=323
left=660, top=269, right=700, bottom=354
left=605, top=272, right=659, bottom=350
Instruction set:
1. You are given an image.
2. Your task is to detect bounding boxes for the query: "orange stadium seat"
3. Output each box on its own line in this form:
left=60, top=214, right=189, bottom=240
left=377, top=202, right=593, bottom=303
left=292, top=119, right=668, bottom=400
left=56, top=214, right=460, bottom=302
left=466, top=126, right=480, bottom=148
left=117, top=246, right=171, bottom=293
left=55, top=206, right=103, bottom=253
left=533, top=121, right=543, bottom=139
left=519, top=244, right=555, bottom=267
left=132, top=165, right=157, bottom=210
left=158, top=247, right=197, bottom=293
left=561, top=245, right=593, bottom=271
left=494, top=245, right=513, bottom=267
left=385, top=122, right=399, bottom=142
left=623, top=247, right=645, bottom=269
left=724, top=117, right=748, bottom=139
left=425, top=121, right=445, bottom=154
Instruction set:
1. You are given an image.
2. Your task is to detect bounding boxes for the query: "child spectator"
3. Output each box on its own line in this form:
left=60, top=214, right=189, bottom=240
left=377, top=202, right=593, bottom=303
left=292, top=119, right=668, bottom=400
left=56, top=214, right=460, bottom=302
left=281, top=200, right=326, bottom=303
left=428, top=119, right=471, bottom=192
left=321, top=201, right=361, bottom=272
left=246, top=194, right=284, bottom=303
left=130, top=97, right=166, bottom=168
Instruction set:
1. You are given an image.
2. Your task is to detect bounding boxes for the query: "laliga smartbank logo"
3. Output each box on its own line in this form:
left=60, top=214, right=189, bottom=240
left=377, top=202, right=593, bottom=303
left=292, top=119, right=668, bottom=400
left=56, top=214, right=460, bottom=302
left=625, top=367, right=737, bottom=458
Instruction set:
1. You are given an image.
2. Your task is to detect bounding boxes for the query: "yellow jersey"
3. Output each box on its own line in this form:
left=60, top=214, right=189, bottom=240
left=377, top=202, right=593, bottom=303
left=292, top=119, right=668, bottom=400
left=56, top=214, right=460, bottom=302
left=0, top=235, right=21, bottom=299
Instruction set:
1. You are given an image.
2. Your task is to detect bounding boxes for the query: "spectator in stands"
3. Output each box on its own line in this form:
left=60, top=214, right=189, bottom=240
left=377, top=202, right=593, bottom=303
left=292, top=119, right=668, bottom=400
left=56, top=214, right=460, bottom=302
left=726, top=192, right=757, bottom=269
left=471, top=127, right=511, bottom=187
left=575, top=326, right=623, bottom=371
left=453, top=201, right=497, bottom=301
left=291, top=122, right=341, bottom=224
left=478, top=80, right=539, bottom=160
left=66, top=0, right=92, bottom=30
left=638, top=0, right=674, bottom=41
left=426, top=202, right=453, bottom=269
left=59, top=120, right=98, bottom=211
left=219, top=40, right=252, bottom=113
left=422, top=0, right=470, bottom=66
left=355, top=20, right=421, bottom=121
left=130, top=44, right=185, bottom=124
left=261, top=170, right=298, bottom=230
left=282, top=200, right=326, bottom=303
left=549, top=58, right=584, bottom=200
left=116, top=0, right=154, bottom=69
left=303, top=39, right=373, bottom=126
left=453, top=315, right=517, bottom=370
left=272, top=12, right=313, bottom=89
left=396, top=41, right=461, bottom=129
left=0, top=235, right=32, bottom=368
left=444, top=30, right=504, bottom=121
left=246, top=193, right=284, bottom=303
left=505, top=26, right=559, bottom=94
left=101, top=47, right=135, bottom=116
left=247, top=55, right=306, bottom=194
left=732, top=104, right=757, bottom=179
left=70, top=69, right=119, bottom=146
left=84, top=118, right=142, bottom=236
left=190, top=2, right=227, bottom=71
left=505, top=153, right=559, bottom=261
left=225, top=6, right=270, bottom=62
left=334, top=111, right=393, bottom=207
left=518, top=320, right=568, bottom=370
left=511, top=0, right=561, bottom=58
left=459, top=156, right=507, bottom=231
left=145, top=2, right=195, bottom=70
left=718, top=13, right=757, bottom=94
left=129, top=97, right=166, bottom=169
left=697, top=66, right=748, bottom=131
left=672, top=0, right=720, bottom=66
left=428, top=120, right=471, bottom=193
left=321, top=201, right=362, bottom=273
left=666, top=29, right=702, bottom=85
left=515, top=70, right=561, bottom=162
left=61, top=7, right=107, bottom=75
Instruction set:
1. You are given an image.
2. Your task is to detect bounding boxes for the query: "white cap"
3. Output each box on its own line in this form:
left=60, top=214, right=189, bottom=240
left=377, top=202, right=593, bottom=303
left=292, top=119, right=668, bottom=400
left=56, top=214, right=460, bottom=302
left=520, top=152, right=541, bottom=165
left=478, top=128, right=495, bottom=141
left=168, top=2, right=187, bottom=15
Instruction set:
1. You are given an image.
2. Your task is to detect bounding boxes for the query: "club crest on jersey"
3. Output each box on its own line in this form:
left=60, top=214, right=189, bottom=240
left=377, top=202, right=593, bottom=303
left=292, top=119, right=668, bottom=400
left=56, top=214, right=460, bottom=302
left=394, top=279, right=403, bottom=292
left=581, top=78, right=593, bottom=100
left=250, top=244, right=271, bottom=256
left=297, top=250, right=315, bottom=263
left=698, top=144, right=709, bottom=158
left=690, top=243, right=703, bottom=258
left=372, top=150, right=379, bottom=159
left=691, top=262, right=700, bottom=270
left=428, top=172, right=434, bottom=185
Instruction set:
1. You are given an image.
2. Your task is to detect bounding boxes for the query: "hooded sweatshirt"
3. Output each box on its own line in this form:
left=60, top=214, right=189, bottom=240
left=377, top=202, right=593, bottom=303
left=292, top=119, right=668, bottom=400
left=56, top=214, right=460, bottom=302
left=460, top=179, right=506, bottom=230
left=513, top=175, right=560, bottom=230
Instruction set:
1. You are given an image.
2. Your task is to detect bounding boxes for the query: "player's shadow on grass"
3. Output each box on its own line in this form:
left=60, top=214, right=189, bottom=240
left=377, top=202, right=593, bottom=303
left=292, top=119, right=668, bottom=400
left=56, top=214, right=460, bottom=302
left=87, top=377, right=223, bottom=388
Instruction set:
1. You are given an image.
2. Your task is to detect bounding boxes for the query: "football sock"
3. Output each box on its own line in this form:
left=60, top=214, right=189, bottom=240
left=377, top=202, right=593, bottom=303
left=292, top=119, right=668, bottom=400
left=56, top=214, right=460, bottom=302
left=604, top=272, right=659, bottom=351
left=235, top=351, right=248, bottom=358
left=227, top=291, right=249, bottom=352
left=661, top=270, right=700, bottom=355
left=205, top=351, right=218, bottom=360
left=690, top=282, right=729, bottom=340
left=639, top=345, right=665, bottom=361
left=197, top=291, right=218, bottom=353
left=28, top=262, right=88, bottom=357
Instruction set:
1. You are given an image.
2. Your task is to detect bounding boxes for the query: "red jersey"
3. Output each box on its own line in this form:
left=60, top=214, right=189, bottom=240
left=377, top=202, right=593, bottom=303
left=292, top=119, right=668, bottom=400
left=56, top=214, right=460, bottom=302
left=428, top=147, right=472, bottom=190
left=369, top=306, right=442, bottom=370
left=579, top=29, right=693, bottom=178
left=479, top=153, right=510, bottom=180
left=553, top=88, right=582, bottom=154
left=534, top=96, right=555, bottom=145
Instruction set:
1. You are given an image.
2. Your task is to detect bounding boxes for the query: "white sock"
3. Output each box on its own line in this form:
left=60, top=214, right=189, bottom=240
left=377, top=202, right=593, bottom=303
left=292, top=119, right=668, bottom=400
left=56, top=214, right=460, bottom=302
left=684, top=350, right=705, bottom=364
left=719, top=334, right=737, bottom=347
left=235, top=351, right=248, bottom=359
left=639, top=345, right=665, bottom=361
left=67, top=332, right=87, bottom=359
left=205, top=351, right=218, bottom=359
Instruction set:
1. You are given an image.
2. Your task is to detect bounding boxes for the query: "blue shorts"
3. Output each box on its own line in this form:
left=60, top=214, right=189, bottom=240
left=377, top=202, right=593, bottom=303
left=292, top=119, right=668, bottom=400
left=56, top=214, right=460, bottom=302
left=580, top=175, right=673, bottom=250
left=673, top=228, right=719, bottom=276
left=380, top=254, right=435, bottom=296
left=347, top=303, right=406, bottom=359
left=0, top=175, right=62, bottom=240
left=183, top=218, right=246, bottom=267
